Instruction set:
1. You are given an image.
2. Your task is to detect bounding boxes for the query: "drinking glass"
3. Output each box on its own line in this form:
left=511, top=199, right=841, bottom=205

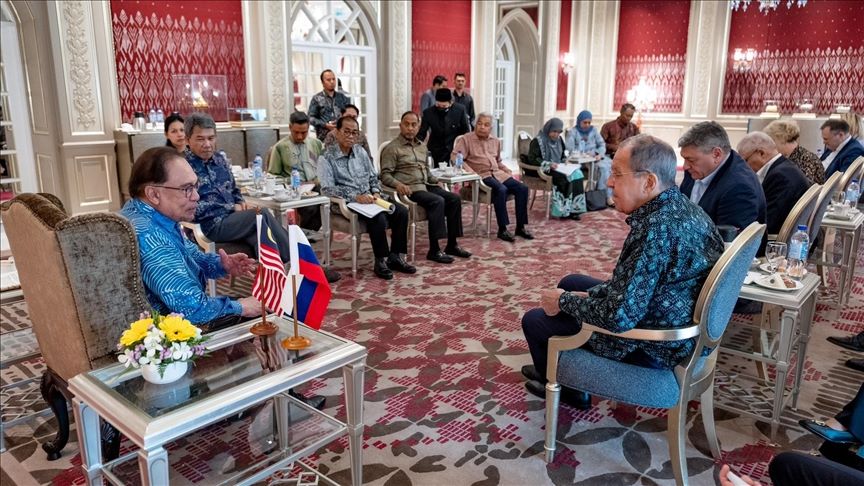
left=831, top=190, right=849, bottom=217
left=765, top=242, right=787, bottom=275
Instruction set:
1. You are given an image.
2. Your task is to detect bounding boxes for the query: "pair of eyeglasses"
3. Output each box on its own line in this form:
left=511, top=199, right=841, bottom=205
left=610, top=170, right=651, bottom=179
left=341, top=129, right=360, bottom=137
left=151, top=182, right=199, bottom=199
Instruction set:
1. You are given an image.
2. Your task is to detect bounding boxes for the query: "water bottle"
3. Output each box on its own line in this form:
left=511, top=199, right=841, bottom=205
left=787, top=225, right=809, bottom=280
left=846, top=179, right=860, bottom=206
left=291, top=167, right=302, bottom=197
left=156, top=108, right=164, bottom=124
left=427, top=155, right=435, bottom=170
left=148, top=108, right=156, bottom=126
left=455, top=151, right=464, bottom=174
left=578, top=138, right=586, bottom=154
left=252, top=154, right=263, bottom=190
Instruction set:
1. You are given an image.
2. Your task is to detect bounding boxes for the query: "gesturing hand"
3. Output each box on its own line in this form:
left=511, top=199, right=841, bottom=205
left=355, top=193, right=375, bottom=204
left=395, top=183, right=412, bottom=196
left=541, top=288, right=564, bottom=316
left=219, top=249, right=257, bottom=278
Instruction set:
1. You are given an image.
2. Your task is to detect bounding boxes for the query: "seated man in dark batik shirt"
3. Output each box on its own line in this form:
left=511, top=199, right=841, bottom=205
left=521, top=134, right=724, bottom=409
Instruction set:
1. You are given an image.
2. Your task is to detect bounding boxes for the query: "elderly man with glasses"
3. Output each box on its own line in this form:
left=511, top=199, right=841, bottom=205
left=520, top=135, right=724, bottom=409
left=319, top=116, right=414, bottom=280
left=120, top=146, right=259, bottom=328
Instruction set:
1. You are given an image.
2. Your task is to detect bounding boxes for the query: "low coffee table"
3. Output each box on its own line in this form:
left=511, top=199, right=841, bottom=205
left=68, top=318, right=367, bottom=486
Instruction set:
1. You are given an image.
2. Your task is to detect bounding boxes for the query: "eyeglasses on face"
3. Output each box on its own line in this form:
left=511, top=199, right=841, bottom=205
left=150, top=182, right=199, bottom=199
left=340, top=128, right=360, bottom=137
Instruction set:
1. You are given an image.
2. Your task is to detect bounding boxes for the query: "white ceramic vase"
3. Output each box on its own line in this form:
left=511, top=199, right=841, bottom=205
left=141, top=361, right=188, bottom=385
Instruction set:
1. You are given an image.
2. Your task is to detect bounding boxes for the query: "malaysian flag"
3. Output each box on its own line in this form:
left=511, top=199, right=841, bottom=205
left=252, top=214, right=286, bottom=315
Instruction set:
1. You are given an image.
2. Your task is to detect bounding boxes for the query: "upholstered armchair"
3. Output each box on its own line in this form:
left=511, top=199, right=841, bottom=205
left=328, top=196, right=369, bottom=278
left=543, top=222, right=765, bottom=486
left=0, top=193, right=149, bottom=460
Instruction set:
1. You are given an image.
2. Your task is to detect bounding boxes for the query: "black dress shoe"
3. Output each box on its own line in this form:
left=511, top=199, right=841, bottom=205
left=324, top=267, right=342, bottom=283
left=497, top=229, right=516, bottom=242
left=568, top=213, right=582, bottom=221
left=828, top=332, right=864, bottom=352
left=288, top=390, right=326, bottom=411
left=521, top=364, right=545, bottom=383
left=515, top=227, right=535, bottom=239
left=846, top=358, right=864, bottom=372
left=524, top=380, right=591, bottom=410
left=374, top=258, right=393, bottom=280
left=426, top=250, right=454, bottom=264
left=444, top=245, right=472, bottom=258
left=387, top=254, right=417, bottom=274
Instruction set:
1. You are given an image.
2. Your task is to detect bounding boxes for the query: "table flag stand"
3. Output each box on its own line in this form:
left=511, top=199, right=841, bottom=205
left=282, top=274, right=311, bottom=350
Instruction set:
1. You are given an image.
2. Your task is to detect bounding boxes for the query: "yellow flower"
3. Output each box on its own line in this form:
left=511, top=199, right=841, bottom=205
left=120, top=318, right=153, bottom=347
left=158, top=315, right=197, bottom=342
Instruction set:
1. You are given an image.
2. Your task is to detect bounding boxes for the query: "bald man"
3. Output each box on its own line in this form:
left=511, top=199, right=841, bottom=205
left=737, top=131, right=812, bottom=239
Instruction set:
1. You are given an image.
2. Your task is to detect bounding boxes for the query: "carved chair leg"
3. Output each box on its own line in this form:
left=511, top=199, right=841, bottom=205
left=39, top=371, right=70, bottom=461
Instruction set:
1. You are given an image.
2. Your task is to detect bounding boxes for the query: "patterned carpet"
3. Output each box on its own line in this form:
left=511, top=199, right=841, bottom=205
left=1, top=203, right=862, bottom=486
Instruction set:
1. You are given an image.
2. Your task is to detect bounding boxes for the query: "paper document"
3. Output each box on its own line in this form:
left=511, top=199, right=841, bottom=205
left=347, top=199, right=395, bottom=218
left=553, top=164, right=583, bottom=177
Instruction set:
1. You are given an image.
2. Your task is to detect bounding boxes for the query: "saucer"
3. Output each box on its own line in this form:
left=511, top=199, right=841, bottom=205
left=753, top=275, right=802, bottom=291
left=300, top=191, right=319, bottom=199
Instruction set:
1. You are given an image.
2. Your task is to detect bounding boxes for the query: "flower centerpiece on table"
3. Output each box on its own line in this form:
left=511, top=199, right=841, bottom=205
left=117, top=312, right=208, bottom=384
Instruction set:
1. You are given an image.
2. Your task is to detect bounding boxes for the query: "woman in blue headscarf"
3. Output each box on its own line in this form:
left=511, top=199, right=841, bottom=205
left=524, top=117, right=586, bottom=219
left=566, top=110, right=613, bottom=206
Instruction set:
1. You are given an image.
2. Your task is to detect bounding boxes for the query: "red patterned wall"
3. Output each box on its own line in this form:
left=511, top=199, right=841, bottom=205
left=556, top=0, right=572, bottom=112
left=411, top=1, right=472, bottom=114
left=613, top=0, right=690, bottom=113
left=110, top=0, right=247, bottom=123
left=722, top=0, right=864, bottom=115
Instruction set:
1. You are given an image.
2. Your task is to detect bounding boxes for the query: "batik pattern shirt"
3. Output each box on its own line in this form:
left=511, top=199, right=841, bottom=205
left=120, top=199, right=241, bottom=324
left=788, top=144, right=826, bottom=184
left=558, top=187, right=724, bottom=369
left=308, top=90, right=351, bottom=140
left=318, top=143, right=381, bottom=201
left=185, top=148, right=243, bottom=235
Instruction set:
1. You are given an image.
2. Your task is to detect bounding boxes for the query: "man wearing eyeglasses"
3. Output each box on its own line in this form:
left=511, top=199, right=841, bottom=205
left=319, top=116, right=415, bottom=280
left=520, top=135, right=724, bottom=409
left=183, top=113, right=296, bottom=264
left=120, top=146, right=260, bottom=327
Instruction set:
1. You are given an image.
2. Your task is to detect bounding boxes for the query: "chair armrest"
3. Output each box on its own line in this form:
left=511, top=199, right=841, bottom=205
left=179, top=222, right=216, bottom=254
left=328, top=196, right=355, bottom=219
left=517, top=161, right=552, bottom=182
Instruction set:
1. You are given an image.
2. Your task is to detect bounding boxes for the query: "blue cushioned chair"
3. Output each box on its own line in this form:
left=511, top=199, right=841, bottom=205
left=543, top=222, right=766, bottom=486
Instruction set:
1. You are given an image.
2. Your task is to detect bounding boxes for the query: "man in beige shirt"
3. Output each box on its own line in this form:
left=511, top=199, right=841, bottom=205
left=454, top=112, right=533, bottom=242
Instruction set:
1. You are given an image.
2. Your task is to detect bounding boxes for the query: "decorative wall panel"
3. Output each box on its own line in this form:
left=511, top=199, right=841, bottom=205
left=109, top=0, right=246, bottom=123
left=613, top=0, right=690, bottom=113
left=411, top=1, right=471, bottom=114
left=722, top=0, right=864, bottom=115
left=556, top=0, right=572, bottom=111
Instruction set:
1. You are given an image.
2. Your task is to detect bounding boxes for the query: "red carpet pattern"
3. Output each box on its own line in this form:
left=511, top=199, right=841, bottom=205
left=1, top=204, right=862, bottom=485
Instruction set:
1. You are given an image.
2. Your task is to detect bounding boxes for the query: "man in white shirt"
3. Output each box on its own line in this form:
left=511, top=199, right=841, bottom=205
left=820, top=119, right=864, bottom=177
left=737, top=132, right=811, bottom=240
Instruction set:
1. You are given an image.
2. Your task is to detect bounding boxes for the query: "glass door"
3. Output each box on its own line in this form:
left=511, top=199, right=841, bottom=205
left=494, top=33, right=516, bottom=161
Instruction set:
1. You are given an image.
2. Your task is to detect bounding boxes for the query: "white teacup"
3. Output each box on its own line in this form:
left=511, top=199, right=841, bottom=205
left=264, top=179, right=276, bottom=194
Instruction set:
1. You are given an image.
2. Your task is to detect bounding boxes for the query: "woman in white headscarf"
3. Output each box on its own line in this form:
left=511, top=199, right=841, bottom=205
left=524, top=117, right=586, bottom=219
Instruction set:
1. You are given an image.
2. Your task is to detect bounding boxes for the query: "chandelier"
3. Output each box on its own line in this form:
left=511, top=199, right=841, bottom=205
left=729, top=0, right=807, bottom=14
left=626, top=76, right=657, bottom=113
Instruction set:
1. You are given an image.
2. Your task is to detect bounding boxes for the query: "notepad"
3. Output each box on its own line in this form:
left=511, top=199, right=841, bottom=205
left=347, top=198, right=395, bottom=218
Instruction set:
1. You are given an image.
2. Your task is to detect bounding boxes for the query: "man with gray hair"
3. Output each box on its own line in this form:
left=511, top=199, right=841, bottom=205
left=520, top=134, right=724, bottom=409
left=737, top=131, right=811, bottom=240
left=679, top=121, right=766, bottom=235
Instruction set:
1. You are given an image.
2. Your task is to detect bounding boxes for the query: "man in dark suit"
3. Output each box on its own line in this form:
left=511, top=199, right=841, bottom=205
left=679, top=121, right=767, bottom=235
left=820, top=119, right=864, bottom=177
left=418, top=88, right=470, bottom=163
left=737, top=132, right=812, bottom=238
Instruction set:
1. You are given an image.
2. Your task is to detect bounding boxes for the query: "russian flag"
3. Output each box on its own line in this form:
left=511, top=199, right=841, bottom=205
left=281, top=225, right=331, bottom=329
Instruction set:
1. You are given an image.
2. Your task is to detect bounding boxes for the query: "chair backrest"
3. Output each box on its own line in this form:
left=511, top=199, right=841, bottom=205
left=693, top=222, right=766, bottom=346
left=263, top=144, right=275, bottom=173
left=775, top=183, right=822, bottom=245
left=808, top=171, right=843, bottom=242
left=839, top=156, right=864, bottom=194
left=376, top=140, right=390, bottom=173
left=517, top=131, right=532, bottom=158
left=0, top=194, right=150, bottom=379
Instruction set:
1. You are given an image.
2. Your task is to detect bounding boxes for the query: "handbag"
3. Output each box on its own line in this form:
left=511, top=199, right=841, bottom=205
left=585, top=189, right=607, bottom=211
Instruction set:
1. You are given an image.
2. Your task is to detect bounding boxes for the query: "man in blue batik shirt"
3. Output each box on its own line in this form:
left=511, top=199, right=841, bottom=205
left=120, top=146, right=259, bottom=327
left=521, top=134, right=724, bottom=409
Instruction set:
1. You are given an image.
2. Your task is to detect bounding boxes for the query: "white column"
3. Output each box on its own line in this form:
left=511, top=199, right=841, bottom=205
left=383, top=0, right=411, bottom=132
left=47, top=0, right=122, bottom=213
left=684, top=1, right=731, bottom=119
left=539, top=0, right=561, bottom=119
left=470, top=1, right=497, bottom=115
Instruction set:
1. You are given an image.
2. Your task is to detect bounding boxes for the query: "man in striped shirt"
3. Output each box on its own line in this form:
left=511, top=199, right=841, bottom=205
left=120, top=147, right=259, bottom=330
